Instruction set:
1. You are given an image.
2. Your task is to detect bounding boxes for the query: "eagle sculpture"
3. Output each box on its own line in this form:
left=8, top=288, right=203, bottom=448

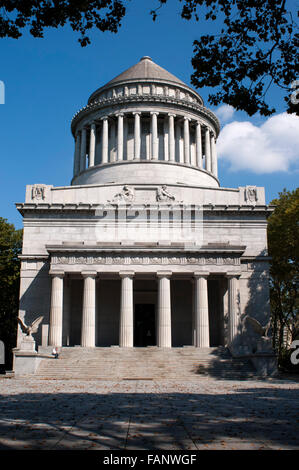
left=18, top=316, right=44, bottom=338
left=244, top=315, right=271, bottom=338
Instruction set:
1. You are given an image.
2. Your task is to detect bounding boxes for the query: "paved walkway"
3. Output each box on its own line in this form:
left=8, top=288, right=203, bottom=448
left=0, top=377, right=298, bottom=450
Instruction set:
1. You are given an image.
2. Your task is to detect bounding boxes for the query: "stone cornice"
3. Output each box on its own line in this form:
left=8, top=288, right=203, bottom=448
left=15, top=202, right=275, bottom=217
left=46, top=243, right=246, bottom=255
left=71, top=94, right=220, bottom=136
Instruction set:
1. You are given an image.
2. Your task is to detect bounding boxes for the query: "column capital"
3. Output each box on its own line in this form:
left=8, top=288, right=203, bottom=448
left=156, top=270, right=172, bottom=278
left=150, top=111, right=159, bottom=116
left=193, top=271, right=209, bottom=279
left=133, top=111, right=141, bottom=116
left=184, top=116, right=191, bottom=121
left=119, top=270, right=135, bottom=278
left=81, top=270, right=97, bottom=278
left=116, top=112, right=124, bottom=118
left=49, top=270, right=65, bottom=278
left=100, top=115, right=109, bottom=121
left=168, top=113, right=176, bottom=118
left=226, top=272, right=241, bottom=279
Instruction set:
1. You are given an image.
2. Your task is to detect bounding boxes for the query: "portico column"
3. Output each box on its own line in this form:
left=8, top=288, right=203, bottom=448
left=184, top=117, right=190, bottom=164
left=168, top=113, right=175, bottom=162
left=151, top=112, right=159, bottom=159
left=133, top=112, right=141, bottom=159
left=196, top=122, right=202, bottom=168
left=157, top=271, right=172, bottom=348
left=73, top=131, right=81, bottom=176
left=80, top=127, right=87, bottom=172
left=194, top=273, right=210, bottom=347
left=49, top=271, right=64, bottom=347
left=89, top=122, right=96, bottom=167
left=101, top=116, right=109, bottom=164
left=205, top=127, right=211, bottom=172
left=117, top=113, right=124, bottom=161
left=211, top=133, right=218, bottom=178
left=227, top=274, right=241, bottom=344
left=81, top=271, right=97, bottom=347
left=119, top=271, right=134, bottom=347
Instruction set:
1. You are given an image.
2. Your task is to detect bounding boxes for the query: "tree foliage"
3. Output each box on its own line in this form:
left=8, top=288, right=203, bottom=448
left=0, top=217, right=22, bottom=369
left=0, top=1, right=298, bottom=114
left=0, top=0, right=126, bottom=46
left=267, top=188, right=299, bottom=358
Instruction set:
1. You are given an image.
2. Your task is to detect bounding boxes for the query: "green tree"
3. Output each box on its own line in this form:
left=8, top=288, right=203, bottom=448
left=267, top=188, right=299, bottom=361
left=0, top=218, right=22, bottom=369
left=0, top=0, right=297, bottom=116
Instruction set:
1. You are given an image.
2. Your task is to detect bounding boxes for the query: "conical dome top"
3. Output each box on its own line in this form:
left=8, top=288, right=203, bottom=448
left=105, top=56, right=185, bottom=87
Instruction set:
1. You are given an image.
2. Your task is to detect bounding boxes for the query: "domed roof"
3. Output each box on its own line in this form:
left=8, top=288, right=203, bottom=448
left=105, top=56, right=185, bottom=87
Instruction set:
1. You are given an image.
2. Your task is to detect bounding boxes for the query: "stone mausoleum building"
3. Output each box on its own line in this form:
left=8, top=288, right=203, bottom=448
left=14, top=57, right=274, bottom=376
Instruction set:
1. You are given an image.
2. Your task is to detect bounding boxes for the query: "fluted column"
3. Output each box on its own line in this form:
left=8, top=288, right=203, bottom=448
left=63, top=277, right=71, bottom=346
left=117, top=113, right=124, bottom=161
left=73, top=131, right=81, bottom=176
left=119, top=271, right=134, bottom=347
left=80, top=127, right=87, bottom=172
left=196, top=122, right=202, bottom=168
left=205, top=127, right=211, bottom=172
left=227, top=274, right=241, bottom=344
left=81, top=271, right=97, bottom=347
left=211, top=133, right=218, bottom=178
left=101, top=116, right=109, bottom=164
left=89, top=122, right=96, bottom=167
left=184, top=117, right=190, bottom=164
left=176, top=121, right=183, bottom=163
left=157, top=271, right=172, bottom=348
left=168, top=113, right=175, bottom=162
left=194, top=273, right=210, bottom=347
left=151, top=112, right=159, bottom=160
left=49, top=271, right=64, bottom=347
left=133, top=112, right=141, bottom=159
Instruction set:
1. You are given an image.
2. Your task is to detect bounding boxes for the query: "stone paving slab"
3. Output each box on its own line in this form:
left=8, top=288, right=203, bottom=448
left=0, top=377, right=298, bottom=450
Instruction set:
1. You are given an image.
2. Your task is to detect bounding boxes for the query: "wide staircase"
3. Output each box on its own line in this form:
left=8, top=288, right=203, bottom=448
left=34, top=347, right=256, bottom=380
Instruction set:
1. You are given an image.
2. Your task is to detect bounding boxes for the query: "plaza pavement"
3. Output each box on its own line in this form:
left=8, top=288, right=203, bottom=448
left=0, top=376, right=298, bottom=450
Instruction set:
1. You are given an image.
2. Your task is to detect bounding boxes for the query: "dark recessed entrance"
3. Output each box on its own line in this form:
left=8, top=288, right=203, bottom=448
left=134, top=304, right=156, bottom=347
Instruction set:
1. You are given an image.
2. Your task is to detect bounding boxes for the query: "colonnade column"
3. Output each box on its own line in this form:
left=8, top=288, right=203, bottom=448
left=89, top=122, right=96, bottom=167
left=184, top=117, right=190, bottom=164
left=133, top=112, right=141, bottom=159
left=117, top=113, right=124, bottom=161
left=119, top=271, right=135, bottom=347
left=196, top=122, right=202, bottom=169
left=211, top=133, right=218, bottom=178
left=157, top=271, right=172, bottom=348
left=80, top=127, right=87, bottom=172
left=227, top=274, right=241, bottom=344
left=168, top=113, right=175, bottom=162
left=49, top=271, right=64, bottom=347
left=205, top=127, right=211, bottom=172
left=151, top=112, right=159, bottom=160
left=81, top=271, right=97, bottom=347
left=73, top=131, right=81, bottom=176
left=194, top=272, right=210, bottom=347
left=101, top=116, right=109, bottom=164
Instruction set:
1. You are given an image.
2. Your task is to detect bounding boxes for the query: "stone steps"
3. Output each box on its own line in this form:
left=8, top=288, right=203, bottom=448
left=34, top=347, right=256, bottom=380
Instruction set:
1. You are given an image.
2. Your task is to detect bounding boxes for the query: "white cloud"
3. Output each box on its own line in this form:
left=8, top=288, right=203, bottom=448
left=215, top=104, right=235, bottom=123
left=217, top=113, right=299, bottom=173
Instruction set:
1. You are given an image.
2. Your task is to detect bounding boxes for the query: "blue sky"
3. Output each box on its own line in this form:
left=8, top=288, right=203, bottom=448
left=0, top=0, right=298, bottom=229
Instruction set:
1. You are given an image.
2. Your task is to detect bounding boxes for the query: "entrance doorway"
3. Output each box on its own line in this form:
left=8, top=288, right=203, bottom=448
left=134, top=304, right=156, bottom=347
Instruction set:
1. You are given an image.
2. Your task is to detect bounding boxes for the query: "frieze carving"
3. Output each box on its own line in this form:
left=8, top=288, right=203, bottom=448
left=108, top=185, right=135, bottom=204
left=52, top=253, right=240, bottom=266
left=156, top=185, right=176, bottom=202
left=245, top=186, right=258, bottom=204
left=32, top=184, right=46, bottom=200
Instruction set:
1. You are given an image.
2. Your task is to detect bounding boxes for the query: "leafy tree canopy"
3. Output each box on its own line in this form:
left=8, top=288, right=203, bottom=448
left=268, top=188, right=299, bottom=353
left=0, top=0, right=298, bottom=116
left=0, top=217, right=22, bottom=368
